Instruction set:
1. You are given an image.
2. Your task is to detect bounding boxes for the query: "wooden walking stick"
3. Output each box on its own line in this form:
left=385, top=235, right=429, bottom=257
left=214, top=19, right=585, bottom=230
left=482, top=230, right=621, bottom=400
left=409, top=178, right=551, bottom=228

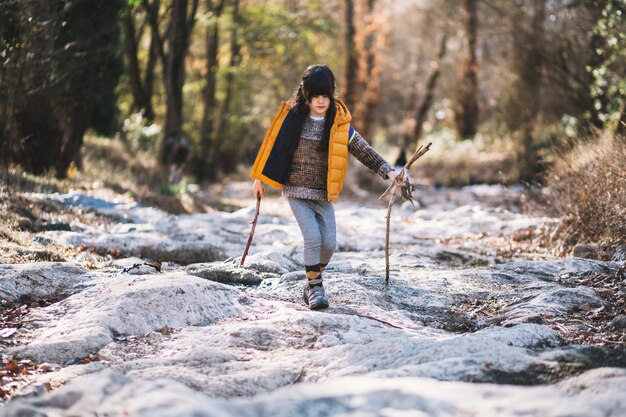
left=380, top=142, right=432, bottom=285
left=240, top=194, right=262, bottom=267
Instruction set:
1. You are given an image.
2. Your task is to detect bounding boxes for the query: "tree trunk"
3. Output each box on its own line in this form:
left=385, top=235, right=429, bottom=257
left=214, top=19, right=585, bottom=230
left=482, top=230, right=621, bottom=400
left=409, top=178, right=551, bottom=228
left=397, top=33, right=447, bottom=165
left=143, top=0, right=199, bottom=163
left=344, top=0, right=359, bottom=110
left=211, top=0, right=241, bottom=177
left=56, top=111, right=89, bottom=178
left=456, top=0, right=480, bottom=139
left=517, top=0, right=546, bottom=182
left=164, top=0, right=190, bottom=141
left=354, top=0, right=380, bottom=138
left=413, top=34, right=447, bottom=140
left=5, top=0, right=122, bottom=178
left=143, top=25, right=158, bottom=121
left=195, top=0, right=225, bottom=181
left=122, top=10, right=154, bottom=121
left=0, top=30, right=26, bottom=192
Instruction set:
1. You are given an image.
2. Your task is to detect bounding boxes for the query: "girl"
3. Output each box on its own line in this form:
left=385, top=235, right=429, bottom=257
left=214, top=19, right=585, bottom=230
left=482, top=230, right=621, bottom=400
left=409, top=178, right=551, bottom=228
left=250, top=64, right=400, bottom=310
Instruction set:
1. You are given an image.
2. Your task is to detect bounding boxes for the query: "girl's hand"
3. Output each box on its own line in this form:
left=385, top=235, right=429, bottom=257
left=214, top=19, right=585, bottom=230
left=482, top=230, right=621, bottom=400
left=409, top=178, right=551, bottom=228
left=252, top=179, right=265, bottom=198
left=386, top=170, right=403, bottom=186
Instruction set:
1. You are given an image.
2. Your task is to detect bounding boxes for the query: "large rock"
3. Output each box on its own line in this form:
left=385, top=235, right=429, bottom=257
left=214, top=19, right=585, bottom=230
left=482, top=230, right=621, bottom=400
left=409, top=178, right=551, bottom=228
left=4, top=368, right=626, bottom=417
left=611, top=245, right=626, bottom=262
left=243, top=249, right=300, bottom=275
left=573, top=243, right=600, bottom=259
left=0, top=262, right=92, bottom=302
left=609, top=315, right=626, bottom=330
left=52, top=231, right=226, bottom=264
left=186, top=262, right=265, bottom=284
left=502, top=286, right=605, bottom=326
left=11, top=272, right=244, bottom=363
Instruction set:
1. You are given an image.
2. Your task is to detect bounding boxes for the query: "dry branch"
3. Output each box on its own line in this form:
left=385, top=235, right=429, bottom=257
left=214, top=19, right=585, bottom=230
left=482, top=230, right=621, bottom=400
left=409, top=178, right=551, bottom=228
left=384, top=180, right=400, bottom=285
left=380, top=142, right=432, bottom=285
left=240, top=194, right=261, bottom=267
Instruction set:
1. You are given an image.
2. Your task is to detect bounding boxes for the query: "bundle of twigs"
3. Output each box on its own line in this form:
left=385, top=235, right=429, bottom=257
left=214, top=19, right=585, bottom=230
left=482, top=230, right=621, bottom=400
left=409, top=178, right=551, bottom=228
left=379, top=142, right=432, bottom=285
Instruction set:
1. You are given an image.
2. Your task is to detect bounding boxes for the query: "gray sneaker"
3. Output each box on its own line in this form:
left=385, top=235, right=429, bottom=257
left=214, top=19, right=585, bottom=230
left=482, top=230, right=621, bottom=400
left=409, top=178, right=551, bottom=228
left=303, top=283, right=329, bottom=310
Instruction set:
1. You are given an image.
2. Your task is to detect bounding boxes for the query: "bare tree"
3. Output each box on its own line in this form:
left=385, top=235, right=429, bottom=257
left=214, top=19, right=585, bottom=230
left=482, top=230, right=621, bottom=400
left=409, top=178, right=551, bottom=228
left=142, top=0, right=199, bottom=162
left=354, top=0, right=385, bottom=138
left=195, top=0, right=226, bottom=181
left=122, top=5, right=158, bottom=121
left=211, top=0, right=241, bottom=177
left=344, top=0, right=359, bottom=110
left=456, top=0, right=479, bottom=138
left=1, top=0, right=123, bottom=178
left=513, top=0, right=547, bottom=181
left=396, top=33, right=448, bottom=165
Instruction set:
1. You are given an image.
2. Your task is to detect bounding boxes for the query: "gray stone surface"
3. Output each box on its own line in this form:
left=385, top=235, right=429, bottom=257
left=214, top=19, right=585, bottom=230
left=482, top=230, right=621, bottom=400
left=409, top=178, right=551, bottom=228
left=3, top=186, right=624, bottom=416
left=609, top=315, right=626, bottom=330
left=0, top=262, right=93, bottom=301
left=5, top=368, right=626, bottom=417
left=9, top=273, right=244, bottom=363
left=573, top=243, right=599, bottom=259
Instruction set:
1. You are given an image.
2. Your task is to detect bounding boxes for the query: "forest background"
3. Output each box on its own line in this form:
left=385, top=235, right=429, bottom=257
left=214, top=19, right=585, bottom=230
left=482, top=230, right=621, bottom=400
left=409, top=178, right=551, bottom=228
left=0, top=0, right=624, bottom=254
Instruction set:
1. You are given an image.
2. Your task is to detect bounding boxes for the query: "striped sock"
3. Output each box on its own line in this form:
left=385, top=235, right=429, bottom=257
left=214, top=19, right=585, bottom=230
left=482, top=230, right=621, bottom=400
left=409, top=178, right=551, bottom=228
left=320, top=263, right=328, bottom=273
left=305, top=264, right=322, bottom=286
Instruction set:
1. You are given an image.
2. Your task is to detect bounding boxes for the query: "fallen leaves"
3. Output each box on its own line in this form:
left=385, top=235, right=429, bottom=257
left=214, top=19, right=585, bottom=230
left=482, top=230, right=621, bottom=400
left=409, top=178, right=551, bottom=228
left=0, top=295, right=71, bottom=403
left=5, top=361, right=19, bottom=374
left=81, top=354, right=101, bottom=364
left=454, top=296, right=511, bottom=331
left=449, top=265, right=626, bottom=349
left=1, top=295, right=67, bottom=347
left=512, top=228, right=533, bottom=242
left=1, top=356, right=56, bottom=402
left=434, top=226, right=552, bottom=261
left=545, top=266, right=626, bottom=347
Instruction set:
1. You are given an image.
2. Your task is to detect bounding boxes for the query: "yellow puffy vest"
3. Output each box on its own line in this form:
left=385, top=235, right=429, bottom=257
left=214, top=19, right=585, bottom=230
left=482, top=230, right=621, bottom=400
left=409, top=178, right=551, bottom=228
left=250, top=99, right=352, bottom=201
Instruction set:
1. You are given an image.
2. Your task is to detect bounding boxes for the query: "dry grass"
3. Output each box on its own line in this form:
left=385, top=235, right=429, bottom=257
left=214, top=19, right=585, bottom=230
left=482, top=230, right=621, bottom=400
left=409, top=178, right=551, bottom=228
left=0, top=135, right=170, bottom=264
left=0, top=134, right=229, bottom=226
left=544, top=134, right=626, bottom=254
left=0, top=196, right=68, bottom=264
left=80, top=135, right=166, bottom=196
left=0, top=135, right=166, bottom=196
left=408, top=130, right=520, bottom=187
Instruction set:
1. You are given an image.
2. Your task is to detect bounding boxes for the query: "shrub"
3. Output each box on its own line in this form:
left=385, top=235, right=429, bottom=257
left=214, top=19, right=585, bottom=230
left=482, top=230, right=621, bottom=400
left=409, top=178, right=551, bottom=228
left=121, top=112, right=162, bottom=152
left=545, top=134, right=626, bottom=253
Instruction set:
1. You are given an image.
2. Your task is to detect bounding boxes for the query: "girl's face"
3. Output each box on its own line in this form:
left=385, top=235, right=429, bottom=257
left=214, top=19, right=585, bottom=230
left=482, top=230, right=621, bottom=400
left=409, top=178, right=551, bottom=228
left=308, top=95, right=330, bottom=117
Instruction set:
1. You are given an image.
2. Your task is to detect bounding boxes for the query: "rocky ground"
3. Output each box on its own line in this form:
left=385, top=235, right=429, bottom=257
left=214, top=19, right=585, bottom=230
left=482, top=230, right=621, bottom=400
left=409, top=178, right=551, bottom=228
left=1, top=182, right=625, bottom=416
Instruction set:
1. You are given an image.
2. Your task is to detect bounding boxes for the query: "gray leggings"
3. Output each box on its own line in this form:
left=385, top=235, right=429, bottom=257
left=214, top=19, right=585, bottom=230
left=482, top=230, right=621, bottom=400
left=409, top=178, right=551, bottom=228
left=287, top=198, right=336, bottom=266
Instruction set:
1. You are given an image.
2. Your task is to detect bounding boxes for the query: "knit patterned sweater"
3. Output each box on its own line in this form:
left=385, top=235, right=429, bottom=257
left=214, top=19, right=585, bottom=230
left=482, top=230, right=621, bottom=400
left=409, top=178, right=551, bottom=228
left=282, top=116, right=393, bottom=200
